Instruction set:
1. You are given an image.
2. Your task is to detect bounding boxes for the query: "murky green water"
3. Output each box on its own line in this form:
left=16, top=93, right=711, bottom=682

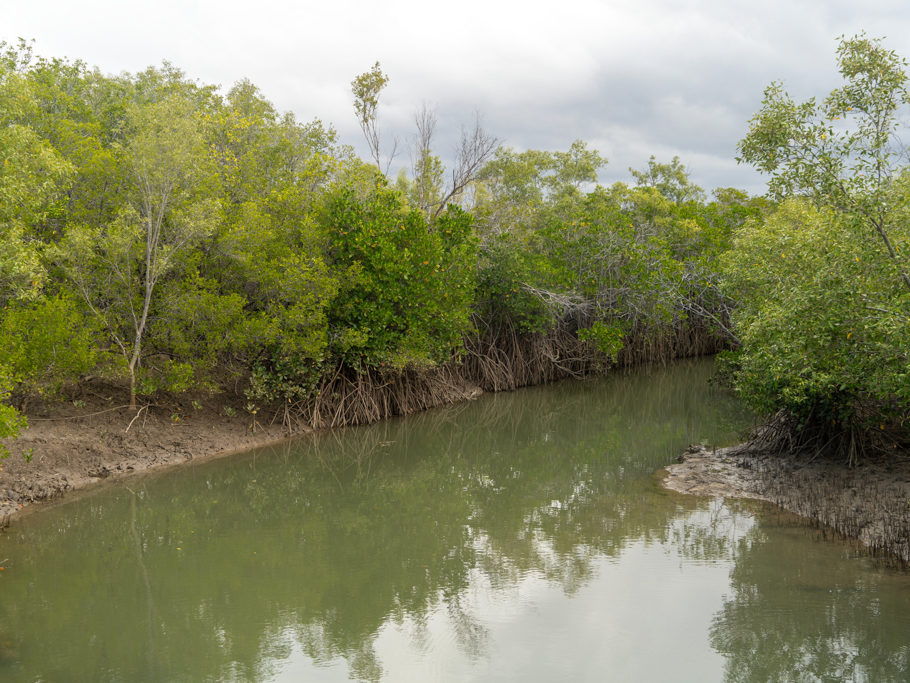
left=0, top=358, right=908, bottom=682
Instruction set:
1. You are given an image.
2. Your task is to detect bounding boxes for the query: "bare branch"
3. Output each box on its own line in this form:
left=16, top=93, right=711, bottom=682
left=409, top=103, right=444, bottom=213
left=382, top=136, right=399, bottom=177
left=414, top=102, right=436, bottom=159
left=434, top=113, right=499, bottom=218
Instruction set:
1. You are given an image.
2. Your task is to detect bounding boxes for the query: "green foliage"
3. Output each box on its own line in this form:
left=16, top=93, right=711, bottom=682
left=322, top=186, right=477, bottom=367
left=630, top=155, right=705, bottom=204
left=721, top=200, right=909, bottom=427
left=474, top=147, right=740, bottom=353
left=577, top=320, right=624, bottom=361
left=0, top=375, right=27, bottom=458
left=351, top=63, right=388, bottom=129
left=136, top=360, right=195, bottom=396
left=0, top=41, right=746, bottom=431
left=53, top=93, right=219, bottom=405
left=474, top=236, right=552, bottom=333
left=738, top=32, right=910, bottom=293
left=409, top=146, right=444, bottom=213
left=351, top=62, right=391, bottom=171
left=145, top=274, right=252, bottom=391
left=0, top=223, right=46, bottom=305
left=245, top=354, right=324, bottom=408
left=0, top=54, right=74, bottom=303
left=0, top=296, right=105, bottom=399
left=206, top=85, right=343, bottom=390
left=533, top=186, right=694, bottom=328
left=5, top=53, right=129, bottom=236
left=473, top=140, right=607, bottom=236
left=732, top=34, right=910, bottom=451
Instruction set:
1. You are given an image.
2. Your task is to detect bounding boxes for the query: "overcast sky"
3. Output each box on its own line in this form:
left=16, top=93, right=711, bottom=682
left=3, top=1, right=910, bottom=194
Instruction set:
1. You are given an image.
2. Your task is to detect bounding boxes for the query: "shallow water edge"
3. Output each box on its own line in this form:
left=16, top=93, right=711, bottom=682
left=663, top=445, right=910, bottom=563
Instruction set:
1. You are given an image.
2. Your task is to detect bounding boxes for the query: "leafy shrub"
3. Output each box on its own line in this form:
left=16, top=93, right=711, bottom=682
left=0, top=295, right=105, bottom=400
left=721, top=200, right=910, bottom=430
left=321, top=186, right=477, bottom=368
left=474, top=236, right=551, bottom=334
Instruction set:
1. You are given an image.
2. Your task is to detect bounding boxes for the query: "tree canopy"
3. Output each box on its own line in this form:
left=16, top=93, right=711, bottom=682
left=729, top=33, right=910, bottom=460
left=0, top=40, right=764, bottom=454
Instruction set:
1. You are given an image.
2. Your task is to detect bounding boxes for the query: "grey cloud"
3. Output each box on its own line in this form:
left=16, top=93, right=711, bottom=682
left=6, top=0, right=910, bottom=196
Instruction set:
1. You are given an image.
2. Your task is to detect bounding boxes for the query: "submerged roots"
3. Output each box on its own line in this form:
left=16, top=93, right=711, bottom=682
left=748, top=410, right=910, bottom=467
left=272, top=320, right=728, bottom=432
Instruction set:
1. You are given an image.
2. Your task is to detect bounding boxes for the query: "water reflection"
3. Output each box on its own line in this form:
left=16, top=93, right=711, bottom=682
left=0, top=359, right=907, bottom=681
left=710, top=510, right=910, bottom=682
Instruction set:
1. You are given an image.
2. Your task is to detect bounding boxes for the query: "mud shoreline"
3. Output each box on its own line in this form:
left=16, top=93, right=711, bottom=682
left=1, top=323, right=730, bottom=525
left=0, top=392, right=298, bottom=524
left=662, top=445, right=910, bottom=563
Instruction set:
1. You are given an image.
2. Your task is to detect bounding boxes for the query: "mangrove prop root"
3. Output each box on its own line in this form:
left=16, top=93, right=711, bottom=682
left=276, top=320, right=727, bottom=432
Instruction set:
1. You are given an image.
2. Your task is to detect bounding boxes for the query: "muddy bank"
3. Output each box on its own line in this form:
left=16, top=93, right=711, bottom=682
left=663, top=445, right=910, bottom=563
left=1, top=323, right=727, bottom=524
left=0, top=373, right=490, bottom=524
left=0, top=392, right=296, bottom=524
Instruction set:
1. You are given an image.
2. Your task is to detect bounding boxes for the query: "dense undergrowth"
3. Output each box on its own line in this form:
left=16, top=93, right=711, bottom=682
left=0, top=40, right=759, bottom=453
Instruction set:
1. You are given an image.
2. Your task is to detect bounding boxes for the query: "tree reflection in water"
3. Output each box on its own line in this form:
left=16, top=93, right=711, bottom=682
left=710, top=509, right=910, bottom=682
left=1, top=359, right=906, bottom=681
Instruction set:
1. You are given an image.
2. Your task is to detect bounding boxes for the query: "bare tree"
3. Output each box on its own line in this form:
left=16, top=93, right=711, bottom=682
left=410, top=103, right=444, bottom=213
left=434, top=113, right=499, bottom=218
left=414, top=102, right=436, bottom=156
left=351, top=64, right=497, bottom=211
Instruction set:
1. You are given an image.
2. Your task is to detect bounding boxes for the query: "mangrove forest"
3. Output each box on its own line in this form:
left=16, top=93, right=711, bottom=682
left=0, top=33, right=908, bottom=464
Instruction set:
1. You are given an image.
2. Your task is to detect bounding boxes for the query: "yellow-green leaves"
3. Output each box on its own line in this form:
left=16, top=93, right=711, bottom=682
left=721, top=199, right=910, bottom=426
left=738, top=33, right=910, bottom=294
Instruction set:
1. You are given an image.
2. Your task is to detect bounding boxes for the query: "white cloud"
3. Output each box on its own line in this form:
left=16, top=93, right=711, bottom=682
left=4, top=0, right=910, bottom=194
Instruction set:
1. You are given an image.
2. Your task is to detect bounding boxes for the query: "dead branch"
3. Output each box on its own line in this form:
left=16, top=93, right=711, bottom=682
left=433, top=113, right=499, bottom=218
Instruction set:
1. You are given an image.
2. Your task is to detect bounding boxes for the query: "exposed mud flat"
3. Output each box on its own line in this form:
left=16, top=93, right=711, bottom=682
left=0, top=393, right=294, bottom=523
left=0, top=325, right=727, bottom=525
left=663, top=445, right=910, bottom=563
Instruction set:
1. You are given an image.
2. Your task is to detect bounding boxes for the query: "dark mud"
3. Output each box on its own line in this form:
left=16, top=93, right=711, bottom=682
left=663, top=445, right=910, bottom=563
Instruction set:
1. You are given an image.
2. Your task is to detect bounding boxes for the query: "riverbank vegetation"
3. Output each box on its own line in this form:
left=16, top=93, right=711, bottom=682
left=1, top=34, right=907, bottom=466
left=0, top=39, right=757, bottom=450
left=724, top=33, right=910, bottom=462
